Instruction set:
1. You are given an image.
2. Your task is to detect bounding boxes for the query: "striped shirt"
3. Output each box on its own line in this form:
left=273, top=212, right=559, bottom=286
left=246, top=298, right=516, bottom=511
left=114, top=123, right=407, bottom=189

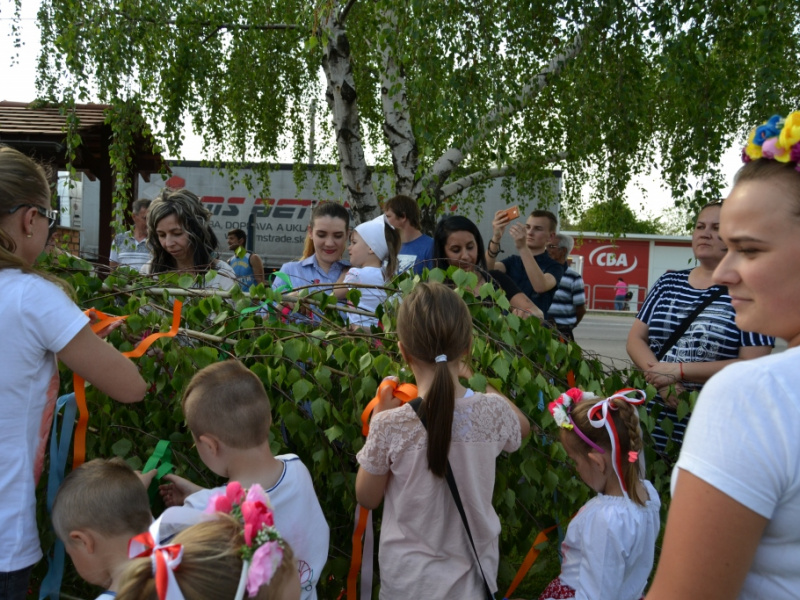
left=546, top=267, right=585, bottom=326
left=110, top=231, right=150, bottom=269
left=637, top=269, right=774, bottom=447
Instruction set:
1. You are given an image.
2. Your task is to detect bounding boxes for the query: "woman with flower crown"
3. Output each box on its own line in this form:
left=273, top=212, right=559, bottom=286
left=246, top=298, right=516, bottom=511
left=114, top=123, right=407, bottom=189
left=647, top=112, right=800, bottom=600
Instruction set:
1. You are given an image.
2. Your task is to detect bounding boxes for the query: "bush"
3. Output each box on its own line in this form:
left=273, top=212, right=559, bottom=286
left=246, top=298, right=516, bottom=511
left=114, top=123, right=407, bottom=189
left=34, top=253, right=686, bottom=599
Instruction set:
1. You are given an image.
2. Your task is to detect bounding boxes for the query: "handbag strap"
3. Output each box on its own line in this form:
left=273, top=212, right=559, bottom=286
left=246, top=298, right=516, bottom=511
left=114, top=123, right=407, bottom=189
left=655, top=285, right=727, bottom=360
left=409, top=398, right=495, bottom=600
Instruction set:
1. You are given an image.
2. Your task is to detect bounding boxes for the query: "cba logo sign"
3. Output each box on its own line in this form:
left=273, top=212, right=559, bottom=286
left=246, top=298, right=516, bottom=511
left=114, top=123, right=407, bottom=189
left=588, top=244, right=638, bottom=275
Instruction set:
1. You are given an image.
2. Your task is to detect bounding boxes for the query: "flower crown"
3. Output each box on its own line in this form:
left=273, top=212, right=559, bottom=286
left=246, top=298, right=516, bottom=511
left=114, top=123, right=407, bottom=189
left=128, top=483, right=287, bottom=600
left=743, top=112, right=800, bottom=170
left=205, top=482, right=287, bottom=599
left=548, top=387, right=599, bottom=431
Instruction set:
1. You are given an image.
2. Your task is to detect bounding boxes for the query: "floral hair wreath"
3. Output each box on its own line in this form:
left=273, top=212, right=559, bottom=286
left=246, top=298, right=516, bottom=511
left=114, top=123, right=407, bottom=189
left=743, top=112, right=800, bottom=171
left=206, top=482, right=287, bottom=600
left=128, top=483, right=287, bottom=600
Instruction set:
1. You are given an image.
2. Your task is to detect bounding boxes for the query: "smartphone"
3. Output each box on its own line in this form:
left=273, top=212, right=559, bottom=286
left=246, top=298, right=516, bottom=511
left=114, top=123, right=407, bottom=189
left=504, top=206, right=520, bottom=220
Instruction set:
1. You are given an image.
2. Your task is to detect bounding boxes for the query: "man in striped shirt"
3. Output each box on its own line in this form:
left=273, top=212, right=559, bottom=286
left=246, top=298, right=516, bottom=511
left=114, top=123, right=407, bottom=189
left=545, top=233, right=586, bottom=342
left=109, top=198, right=151, bottom=270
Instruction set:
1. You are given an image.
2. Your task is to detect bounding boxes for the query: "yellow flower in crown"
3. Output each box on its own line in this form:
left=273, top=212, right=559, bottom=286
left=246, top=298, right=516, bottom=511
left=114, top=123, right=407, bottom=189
left=745, top=127, right=763, bottom=160
left=777, top=112, right=800, bottom=163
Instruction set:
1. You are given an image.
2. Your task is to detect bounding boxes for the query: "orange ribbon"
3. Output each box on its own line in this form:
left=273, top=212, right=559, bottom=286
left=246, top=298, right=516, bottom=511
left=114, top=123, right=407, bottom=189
left=504, top=525, right=558, bottom=599
left=346, top=506, right=371, bottom=600
left=360, top=379, right=418, bottom=437
left=71, top=301, right=183, bottom=468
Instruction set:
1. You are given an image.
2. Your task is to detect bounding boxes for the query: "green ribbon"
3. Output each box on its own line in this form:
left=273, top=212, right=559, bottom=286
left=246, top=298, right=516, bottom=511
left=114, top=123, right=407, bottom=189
left=142, top=439, right=173, bottom=502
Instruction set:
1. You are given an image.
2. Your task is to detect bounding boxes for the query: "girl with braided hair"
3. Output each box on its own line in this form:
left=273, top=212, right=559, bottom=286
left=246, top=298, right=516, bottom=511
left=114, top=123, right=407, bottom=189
left=534, top=388, right=660, bottom=600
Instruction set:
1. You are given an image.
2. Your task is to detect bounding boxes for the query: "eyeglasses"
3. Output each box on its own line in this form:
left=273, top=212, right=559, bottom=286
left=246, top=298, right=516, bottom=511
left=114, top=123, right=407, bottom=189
left=7, top=203, right=59, bottom=228
left=546, top=244, right=563, bottom=250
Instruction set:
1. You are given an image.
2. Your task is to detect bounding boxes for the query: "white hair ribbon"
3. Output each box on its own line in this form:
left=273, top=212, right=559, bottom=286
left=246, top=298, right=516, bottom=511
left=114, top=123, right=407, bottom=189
left=586, top=388, right=647, bottom=499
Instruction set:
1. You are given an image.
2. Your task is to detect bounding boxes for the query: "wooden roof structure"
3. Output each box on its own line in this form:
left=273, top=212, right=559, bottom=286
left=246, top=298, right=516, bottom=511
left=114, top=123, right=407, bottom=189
left=0, top=101, right=165, bottom=263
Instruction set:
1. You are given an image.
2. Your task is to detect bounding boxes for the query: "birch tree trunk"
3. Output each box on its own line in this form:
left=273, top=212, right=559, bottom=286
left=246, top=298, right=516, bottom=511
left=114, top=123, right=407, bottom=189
left=321, top=2, right=378, bottom=224
left=378, top=7, right=418, bottom=197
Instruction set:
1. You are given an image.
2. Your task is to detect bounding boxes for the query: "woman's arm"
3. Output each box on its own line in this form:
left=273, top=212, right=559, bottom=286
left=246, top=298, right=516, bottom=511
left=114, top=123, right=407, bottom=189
left=659, top=344, right=772, bottom=385
left=509, top=292, right=544, bottom=320
left=626, top=318, right=659, bottom=372
left=58, top=324, right=147, bottom=404
left=646, top=470, right=767, bottom=600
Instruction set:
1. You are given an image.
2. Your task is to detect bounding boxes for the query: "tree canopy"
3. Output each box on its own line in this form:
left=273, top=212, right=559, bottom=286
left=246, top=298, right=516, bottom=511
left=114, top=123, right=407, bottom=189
left=571, top=198, right=662, bottom=234
left=18, top=0, right=800, bottom=223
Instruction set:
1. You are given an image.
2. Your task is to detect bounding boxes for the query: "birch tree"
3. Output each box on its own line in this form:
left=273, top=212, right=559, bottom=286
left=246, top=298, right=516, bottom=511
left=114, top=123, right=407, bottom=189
left=23, top=0, right=800, bottom=226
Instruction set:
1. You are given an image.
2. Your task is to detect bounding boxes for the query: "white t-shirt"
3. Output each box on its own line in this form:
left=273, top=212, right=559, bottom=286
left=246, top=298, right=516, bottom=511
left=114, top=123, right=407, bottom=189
left=675, top=347, right=800, bottom=599
left=0, top=270, right=88, bottom=571
left=342, top=266, right=386, bottom=328
left=356, top=391, right=522, bottom=599
left=184, top=455, right=329, bottom=600
left=554, top=480, right=661, bottom=600
left=139, top=260, right=237, bottom=291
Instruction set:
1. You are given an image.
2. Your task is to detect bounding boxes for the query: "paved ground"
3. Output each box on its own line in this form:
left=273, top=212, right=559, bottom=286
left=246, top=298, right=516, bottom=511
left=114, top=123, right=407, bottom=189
left=572, top=311, right=787, bottom=372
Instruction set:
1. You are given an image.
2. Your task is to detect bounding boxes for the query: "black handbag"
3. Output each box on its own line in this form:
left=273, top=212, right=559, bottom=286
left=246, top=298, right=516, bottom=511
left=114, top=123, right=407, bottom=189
left=409, top=398, right=495, bottom=600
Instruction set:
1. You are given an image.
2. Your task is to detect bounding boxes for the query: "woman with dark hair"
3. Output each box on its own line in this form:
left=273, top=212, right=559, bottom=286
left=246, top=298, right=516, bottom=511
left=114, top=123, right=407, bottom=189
left=433, top=215, right=543, bottom=319
left=140, top=188, right=236, bottom=290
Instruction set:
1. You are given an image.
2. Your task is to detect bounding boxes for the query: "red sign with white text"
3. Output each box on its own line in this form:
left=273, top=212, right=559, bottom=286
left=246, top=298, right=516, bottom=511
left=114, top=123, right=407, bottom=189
left=571, top=238, right=650, bottom=309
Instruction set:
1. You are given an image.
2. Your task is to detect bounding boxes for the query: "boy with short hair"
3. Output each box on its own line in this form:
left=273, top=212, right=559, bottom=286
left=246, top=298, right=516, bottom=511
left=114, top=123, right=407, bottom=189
left=52, top=458, right=153, bottom=600
left=160, top=360, right=329, bottom=600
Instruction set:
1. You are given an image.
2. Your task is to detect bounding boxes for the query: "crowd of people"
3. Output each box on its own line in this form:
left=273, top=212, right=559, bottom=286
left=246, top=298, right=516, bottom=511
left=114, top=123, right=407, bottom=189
left=2, top=109, right=799, bottom=600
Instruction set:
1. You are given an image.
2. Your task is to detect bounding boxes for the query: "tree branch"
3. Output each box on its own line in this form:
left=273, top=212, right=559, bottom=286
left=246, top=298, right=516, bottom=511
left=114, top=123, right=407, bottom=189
left=440, top=167, right=511, bottom=200
left=414, top=34, right=582, bottom=198
left=439, top=152, right=566, bottom=199
left=338, top=0, right=359, bottom=25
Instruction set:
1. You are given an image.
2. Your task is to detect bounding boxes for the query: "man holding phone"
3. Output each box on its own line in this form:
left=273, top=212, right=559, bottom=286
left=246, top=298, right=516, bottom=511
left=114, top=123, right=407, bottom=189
left=485, top=208, right=564, bottom=313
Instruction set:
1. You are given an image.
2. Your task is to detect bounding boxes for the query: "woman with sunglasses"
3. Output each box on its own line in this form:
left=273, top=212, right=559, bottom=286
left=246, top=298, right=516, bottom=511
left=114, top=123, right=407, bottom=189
left=0, top=146, right=146, bottom=599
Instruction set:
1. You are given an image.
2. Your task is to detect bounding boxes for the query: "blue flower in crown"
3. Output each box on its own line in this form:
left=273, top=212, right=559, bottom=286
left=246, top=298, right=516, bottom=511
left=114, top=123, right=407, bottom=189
left=752, top=115, right=783, bottom=147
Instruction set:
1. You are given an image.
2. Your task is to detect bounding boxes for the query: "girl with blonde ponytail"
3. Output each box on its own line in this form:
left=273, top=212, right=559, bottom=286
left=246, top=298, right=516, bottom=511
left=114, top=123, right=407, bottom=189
left=537, top=388, right=660, bottom=600
left=356, top=281, right=530, bottom=598
left=0, top=146, right=146, bottom=596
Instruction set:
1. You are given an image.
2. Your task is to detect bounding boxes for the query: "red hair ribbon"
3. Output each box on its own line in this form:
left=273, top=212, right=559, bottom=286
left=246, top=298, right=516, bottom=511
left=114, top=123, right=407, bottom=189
left=586, top=388, right=647, bottom=498
left=128, top=532, right=184, bottom=600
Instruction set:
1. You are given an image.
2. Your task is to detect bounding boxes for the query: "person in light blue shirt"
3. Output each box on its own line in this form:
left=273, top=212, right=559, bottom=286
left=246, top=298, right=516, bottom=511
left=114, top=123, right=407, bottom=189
left=384, top=194, right=433, bottom=274
left=272, top=202, right=350, bottom=294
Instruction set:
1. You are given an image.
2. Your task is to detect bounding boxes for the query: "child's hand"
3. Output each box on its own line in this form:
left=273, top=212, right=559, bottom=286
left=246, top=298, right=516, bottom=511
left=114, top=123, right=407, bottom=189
left=136, top=469, right=158, bottom=489
left=159, top=473, right=202, bottom=507
left=373, top=377, right=403, bottom=417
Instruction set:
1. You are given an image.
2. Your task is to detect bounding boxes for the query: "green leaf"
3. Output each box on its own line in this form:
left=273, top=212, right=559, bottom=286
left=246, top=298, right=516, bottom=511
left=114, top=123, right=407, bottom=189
left=324, top=425, right=343, bottom=442
left=283, top=339, right=304, bottom=362
left=359, top=352, right=373, bottom=372
left=292, top=379, right=313, bottom=402
left=111, top=438, right=132, bottom=458
left=468, top=372, right=487, bottom=392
